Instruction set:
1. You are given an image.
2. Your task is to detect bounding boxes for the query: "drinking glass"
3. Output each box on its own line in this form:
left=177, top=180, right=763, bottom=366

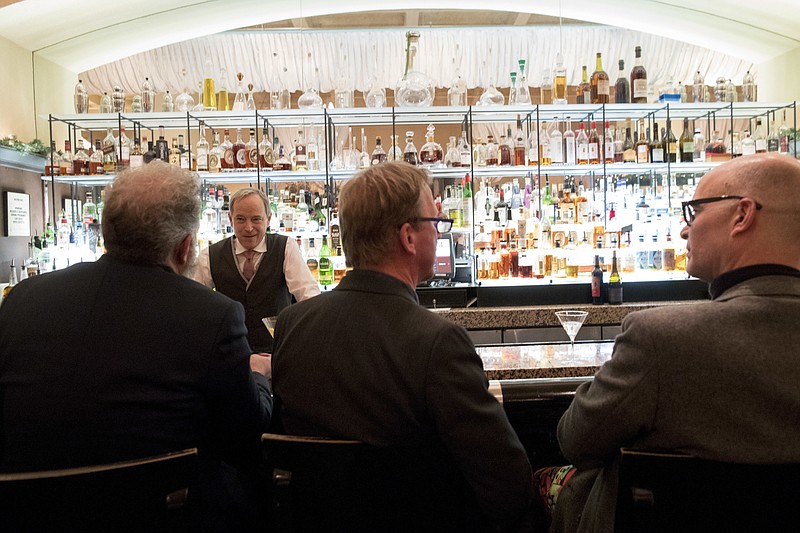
left=262, top=316, right=278, bottom=339
left=555, top=310, right=588, bottom=362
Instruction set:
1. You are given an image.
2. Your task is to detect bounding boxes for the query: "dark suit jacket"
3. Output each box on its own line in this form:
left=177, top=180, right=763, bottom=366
left=272, top=269, right=532, bottom=527
left=554, top=274, right=800, bottom=532
left=0, top=255, right=272, bottom=529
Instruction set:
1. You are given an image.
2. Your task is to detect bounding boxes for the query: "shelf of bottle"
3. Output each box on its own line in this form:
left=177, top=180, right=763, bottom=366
left=476, top=269, right=692, bottom=287
left=467, top=161, right=718, bottom=177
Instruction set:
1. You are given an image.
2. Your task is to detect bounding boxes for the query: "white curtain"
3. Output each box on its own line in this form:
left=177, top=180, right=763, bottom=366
left=80, top=25, right=754, bottom=97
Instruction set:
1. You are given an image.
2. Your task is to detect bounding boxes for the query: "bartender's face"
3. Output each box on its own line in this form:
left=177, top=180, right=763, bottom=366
left=230, top=194, right=268, bottom=250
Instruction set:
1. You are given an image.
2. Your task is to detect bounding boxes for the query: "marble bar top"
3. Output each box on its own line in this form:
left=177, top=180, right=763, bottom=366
left=478, top=341, right=615, bottom=380
left=433, top=301, right=702, bottom=330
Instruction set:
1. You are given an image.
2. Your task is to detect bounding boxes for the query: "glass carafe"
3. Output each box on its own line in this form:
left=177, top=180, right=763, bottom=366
left=364, top=43, right=386, bottom=107
left=396, top=31, right=434, bottom=107
left=176, top=69, right=195, bottom=112
left=335, top=46, right=354, bottom=108
left=478, top=56, right=505, bottom=106
left=74, top=79, right=88, bottom=114
left=419, top=124, right=443, bottom=168
left=298, top=53, right=323, bottom=109
left=447, top=47, right=467, bottom=106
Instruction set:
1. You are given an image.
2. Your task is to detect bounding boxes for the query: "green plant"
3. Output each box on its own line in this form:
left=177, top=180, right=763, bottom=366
left=0, top=135, right=51, bottom=157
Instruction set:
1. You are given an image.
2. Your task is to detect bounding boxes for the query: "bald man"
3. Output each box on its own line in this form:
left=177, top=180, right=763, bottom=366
left=550, top=154, right=800, bottom=532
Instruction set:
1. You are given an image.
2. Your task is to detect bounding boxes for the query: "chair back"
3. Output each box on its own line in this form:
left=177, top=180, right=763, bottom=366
left=262, top=433, right=490, bottom=532
left=615, top=448, right=800, bottom=533
left=0, top=447, right=198, bottom=533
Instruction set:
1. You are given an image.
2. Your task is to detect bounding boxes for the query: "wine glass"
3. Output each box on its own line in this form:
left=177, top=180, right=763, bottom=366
left=555, top=310, right=588, bottom=362
left=262, top=316, right=278, bottom=339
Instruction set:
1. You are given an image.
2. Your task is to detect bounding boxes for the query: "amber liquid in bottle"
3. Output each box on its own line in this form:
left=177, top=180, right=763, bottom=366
left=590, top=53, right=610, bottom=104
left=630, top=46, right=648, bottom=104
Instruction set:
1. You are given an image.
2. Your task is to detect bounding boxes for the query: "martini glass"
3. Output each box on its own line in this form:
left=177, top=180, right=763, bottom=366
left=262, top=316, right=278, bottom=339
left=555, top=310, right=589, bottom=362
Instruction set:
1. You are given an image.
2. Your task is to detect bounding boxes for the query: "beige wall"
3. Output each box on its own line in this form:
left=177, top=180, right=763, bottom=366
left=0, top=35, right=35, bottom=139
left=757, top=46, right=800, bottom=102
left=32, top=54, right=76, bottom=145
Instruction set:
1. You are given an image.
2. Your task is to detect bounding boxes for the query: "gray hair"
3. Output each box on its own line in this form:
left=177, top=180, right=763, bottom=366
left=230, top=187, right=271, bottom=218
left=339, top=161, right=431, bottom=269
left=102, top=161, right=200, bottom=265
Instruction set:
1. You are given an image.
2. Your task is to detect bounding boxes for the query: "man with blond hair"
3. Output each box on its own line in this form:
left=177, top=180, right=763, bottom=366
left=272, top=161, right=533, bottom=530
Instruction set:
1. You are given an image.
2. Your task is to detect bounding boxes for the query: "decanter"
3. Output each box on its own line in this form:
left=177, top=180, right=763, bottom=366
left=192, top=81, right=205, bottom=112
left=246, top=83, right=256, bottom=110
left=175, top=69, right=195, bottom=112
left=419, top=124, right=443, bottom=168
left=508, top=72, right=518, bottom=106
left=478, top=57, right=505, bottom=106
left=516, top=60, right=532, bottom=104
left=402, top=131, right=419, bottom=166
left=395, top=31, right=434, bottom=107
left=444, top=136, right=461, bottom=167
left=447, top=50, right=467, bottom=106
left=74, top=79, right=88, bottom=114
left=202, top=60, right=216, bottom=110
left=335, top=46, right=354, bottom=108
left=232, top=72, right=247, bottom=111
left=161, top=90, right=173, bottom=112
left=111, top=85, right=125, bottom=113
left=365, top=73, right=386, bottom=108
left=141, top=77, right=155, bottom=112
left=387, top=135, right=403, bottom=162
left=298, top=52, right=323, bottom=109
left=131, top=95, right=143, bottom=113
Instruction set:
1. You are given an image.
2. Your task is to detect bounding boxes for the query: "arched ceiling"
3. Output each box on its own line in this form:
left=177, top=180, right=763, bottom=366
left=1, top=0, right=799, bottom=73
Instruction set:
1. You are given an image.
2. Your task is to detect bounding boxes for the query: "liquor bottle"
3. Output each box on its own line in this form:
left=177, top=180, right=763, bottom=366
left=725, top=79, right=737, bottom=103
left=591, top=254, right=603, bottom=304
left=245, top=129, right=258, bottom=169
left=588, top=121, right=600, bottom=164
left=117, top=127, right=131, bottom=169
left=553, top=53, right=568, bottom=105
left=129, top=138, right=144, bottom=169
left=178, top=134, right=191, bottom=170
left=635, top=120, right=650, bottom=164
left=485, top=135, right=499, bottom=167
left=614, top=125, right=624, bottom=163
left=2, top=259, right=18, bottom=302
left=623, top=126, right=636, bottom=163
left=141, top=77, right=155, bottom=112
left=608, top=250, right=623, bottom=304
left=274, top=144, right=292, bottom=171
left=499, top=131, right=513, bottom=166
left=753, top=119, right=767, bottom=153
left=161, top=90, right=174, bottom=112
left=72, top=140, right=89, bottom=175
left=590, top=53, right=609, bottom=104
left=462, top=173, right=473, bottom=229
left=232, top=129, right=246, bottom=170
left=403, top=131, right=418, bottom=166
left=680, top=118, right=695, bottom=162
left=516, top=59, right=532, bottom=104
left=24, top=240, right=39, bottom=278
left=538, top=124, right=551, bottom=166
left=304, top=238, right=319, bottom=282
left=576, top=66, right=591, bottom=104
left=232, top=72, right=247, bottom=111
left=258, top=128, right=273, bottom=170
left=295, top=128, right=308, bottom=171
left=74, top=79, right=89, bottom=114
left=209, top=132, right=222, bottom=173
left=447, top=53, right=467, bottom=106
left=692, top=70, right=705, bottom=102
left=388, top=135, right=403, bottom=162
left=444, top=136, right=461, bottom=167
left=693, top=128, right=706, bottom=162
left=514, top=115, right=526, bottom=166
left=540, top=68, right=553, bottom=104
left=99, top=92, right=113, bottom=113
left=89, top=140, right=104, bottom=174
left=778, top=110, right=791, bottom=154
left=220, top=129, right=234, bottom=171
left=603, top=121, right=615, bottom=164
left=550, top=121, right=563, bottom=165
left=630, top=46, right=648, bottom=103
left=217, top=69, right=230, bottom=111
left=614, top=59, right=630, bottom=103
left=154, top=126, right=169, bottom=163
left=564, top=118, right=577, bottom=165
left=169, top=138, right=181, bottom=167
left=419, top=124, right=443, bottom=167
left=396, top=31, right=435, bottom=107
left=767, top=118, right=780, bottom=153
left=741, top=131, right=756, bottom=156
left=111, top=85, right=125, bottom=113
left=527, top=128, right=539, bottom=166
left=371, top=136, right=387, bottom=165
left=742, top=70, right=755, bottom=102
left=60, top=140, right=74, bottom=176
left=102, top=130, right=117, bottom=173
left=82, top=191, right=97, bottom=231
left=459, top=131, right=471, bottom=167
left=318, top=235, right=333, bottom=286
left=44, top=140, right=60, bottom=177
left=358, top=129, right=370, bottom=169
left=196, top=123, right=209, bottom=172
left=663, top=121, right=677, bottom=163
left=576, top=122, right=589, bottom=165
left=142, top=137, right=157, bottom=165
left=650, top=122, right=664, bottom=163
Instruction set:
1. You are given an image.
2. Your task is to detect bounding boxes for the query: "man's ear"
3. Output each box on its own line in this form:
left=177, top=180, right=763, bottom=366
left=398, top=222, right=416, bottom=255
left=731, top=198, right=758, bottom=237
left=175, top=234, right=194, bottom=267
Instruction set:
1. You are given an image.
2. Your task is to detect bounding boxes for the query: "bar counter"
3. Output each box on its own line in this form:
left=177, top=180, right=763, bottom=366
left=432, top=301, right=700, bottom=330
left=478, top=341, right=614, bottom=380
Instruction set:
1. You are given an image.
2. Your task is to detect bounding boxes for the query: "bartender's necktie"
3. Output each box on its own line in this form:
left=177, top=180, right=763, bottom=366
left=243, top=250, right=256, bottom=281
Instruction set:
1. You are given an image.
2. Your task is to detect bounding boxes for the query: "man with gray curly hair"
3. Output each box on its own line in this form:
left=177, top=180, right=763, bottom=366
left=0, top=161, right=273, bottom=531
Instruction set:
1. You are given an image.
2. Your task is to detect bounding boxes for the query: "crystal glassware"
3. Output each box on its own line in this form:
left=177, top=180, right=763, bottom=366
left=111, top=85, right=125, bottom=113
left=396, top=31, right=434, bottom=107
left=478, top=57, right=505, bottom=106
left=74, top=79, right=88, bottom=114
left=175, top=69, right=195, bottom=112
left=141, top=77, right=155, bottom=112
left=161, top=90, right=173, bottom=112
left=555, top=310, right=589, bottom=362
left=232, top=72, right=247, bottom=111
left=100, top=92, right=112, bottom=113
left=447, top=49, right=467, bottom=106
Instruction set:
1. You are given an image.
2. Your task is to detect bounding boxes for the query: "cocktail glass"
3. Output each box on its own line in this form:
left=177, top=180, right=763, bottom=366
left=262, top=316, right=278, bottom=338
left=555, top=310, right=589, bottom=362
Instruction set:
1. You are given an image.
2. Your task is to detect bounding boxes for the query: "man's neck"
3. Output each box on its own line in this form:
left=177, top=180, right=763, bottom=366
left=360, top=262, right=419, bottom=291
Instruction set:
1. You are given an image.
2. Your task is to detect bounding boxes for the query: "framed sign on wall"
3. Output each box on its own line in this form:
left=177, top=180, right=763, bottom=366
left=4, top=191, right=31, bottom=237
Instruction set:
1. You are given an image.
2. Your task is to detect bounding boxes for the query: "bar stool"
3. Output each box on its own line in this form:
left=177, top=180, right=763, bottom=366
left=0, top=448, right=198, bottom=532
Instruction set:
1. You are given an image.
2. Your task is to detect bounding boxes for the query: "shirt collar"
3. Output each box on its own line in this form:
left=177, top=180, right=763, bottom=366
left=709, top=264, right=800, bottom=299
left=233, top=235, right=267, bottom=255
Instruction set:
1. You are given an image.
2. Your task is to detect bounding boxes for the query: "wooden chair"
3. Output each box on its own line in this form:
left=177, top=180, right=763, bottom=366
left=0, top=447, right=198, bottom=533
left=262, top=433, right=491, bottom=532
left=615, top=448, right=800, bottom=533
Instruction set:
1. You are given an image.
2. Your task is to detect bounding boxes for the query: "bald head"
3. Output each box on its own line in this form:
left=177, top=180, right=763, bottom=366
left=682, top=154, right=800, bottom=281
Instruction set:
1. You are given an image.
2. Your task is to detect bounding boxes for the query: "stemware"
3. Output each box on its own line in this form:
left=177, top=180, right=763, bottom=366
left=555, top=310, right=588, bottom=362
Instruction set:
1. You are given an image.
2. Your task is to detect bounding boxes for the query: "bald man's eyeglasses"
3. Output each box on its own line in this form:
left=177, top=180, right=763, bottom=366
left=408, top=217, right=454, bottom=233
left=681, top=196, right=762, bottom=227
